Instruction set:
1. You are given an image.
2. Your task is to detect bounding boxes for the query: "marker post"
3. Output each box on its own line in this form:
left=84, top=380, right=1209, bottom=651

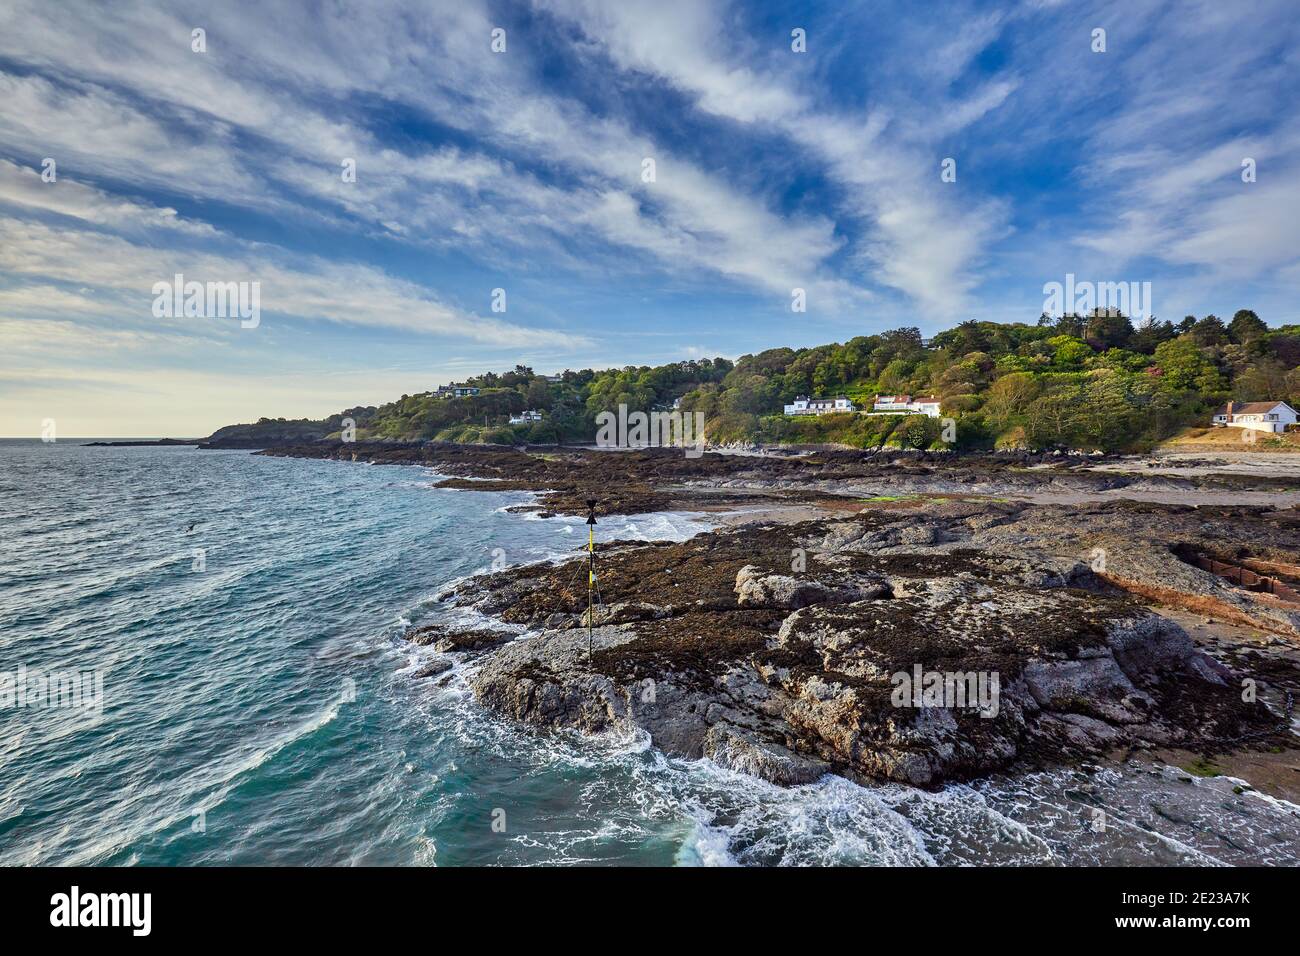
left=586, top=499, right=597, bottom=663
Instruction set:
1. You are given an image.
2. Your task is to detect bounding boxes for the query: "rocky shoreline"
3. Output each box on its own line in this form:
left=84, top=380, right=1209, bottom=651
left=264, top=441, right=1300, bottom=790
left=445, top=500, right=1297, bottom=787
left=260, top=440, right=1300, bottom=515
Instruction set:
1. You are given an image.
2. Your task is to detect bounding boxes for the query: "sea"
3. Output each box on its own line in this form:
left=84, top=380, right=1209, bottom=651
left=1, top=439, right=1297, bottom=866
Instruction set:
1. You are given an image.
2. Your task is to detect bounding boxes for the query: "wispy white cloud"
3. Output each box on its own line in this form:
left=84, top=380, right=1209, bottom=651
left=0, top=215, right=585, bottom=347
left=535, top=0, right=1009, bottom=318
left=0, top=159, right=217, bottom=236
left=1051, top=1, right=1300, bottom=287
left=0, top=0, right=857, bottom=309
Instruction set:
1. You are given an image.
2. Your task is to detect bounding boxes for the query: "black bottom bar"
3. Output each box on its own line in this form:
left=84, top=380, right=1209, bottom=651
left=0, top=866, right=1286, bottom=942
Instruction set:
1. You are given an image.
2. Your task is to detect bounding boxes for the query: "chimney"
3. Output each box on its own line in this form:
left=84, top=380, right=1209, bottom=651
left=1226, top=401, right=1234, bottom=423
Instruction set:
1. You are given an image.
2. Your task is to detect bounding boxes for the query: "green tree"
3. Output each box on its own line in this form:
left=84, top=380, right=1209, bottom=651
left=1072, top=372, right=1141, bottom=450
left=1228, top=309, right=1267, bottom=345
left=1047, top=335, right=1093, bottom=370
left=984, top=372, right=1042, bottom=431
left=526, top=379, right=553, bottom=409
left=1083, top=312, right=1134, bottom=351
left=892, top=414, right=941, bottom=449
left=1024, top=385, right=1084, bottom=447
left=1189, top=315, right=1228, bottom=346
left=1130, top=318, right=1176, bottom=354
left=1152, top=338, right=1225, bottom=392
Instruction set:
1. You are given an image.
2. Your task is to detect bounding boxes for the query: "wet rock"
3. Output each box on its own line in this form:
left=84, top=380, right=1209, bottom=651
left=459, top=533, right=1276, bottom=787
left=703, top=724, right=830, bottom=785
left=413, top=658, right=454, bottom=679
left=405, top=624, right=517, bottom=653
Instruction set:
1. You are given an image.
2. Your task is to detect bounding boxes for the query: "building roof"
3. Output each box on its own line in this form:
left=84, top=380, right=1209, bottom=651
left=1215, top=401, right=1294, bottom=415
left=874, top=394, right=940, bottom=404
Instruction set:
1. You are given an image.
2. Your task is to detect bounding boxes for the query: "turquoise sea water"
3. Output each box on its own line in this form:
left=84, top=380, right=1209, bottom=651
left=2, top=440, right=1298, bottom=866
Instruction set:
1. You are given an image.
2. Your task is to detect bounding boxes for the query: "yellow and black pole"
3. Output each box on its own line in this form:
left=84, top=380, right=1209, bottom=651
left=586, top=499, right=597, bottom=663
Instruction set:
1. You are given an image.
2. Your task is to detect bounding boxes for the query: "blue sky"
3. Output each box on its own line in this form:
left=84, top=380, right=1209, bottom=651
left=1, top=0, right=1298, bottom=435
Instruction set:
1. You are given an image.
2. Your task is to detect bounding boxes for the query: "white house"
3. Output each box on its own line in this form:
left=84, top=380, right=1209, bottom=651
left=509, top=409, right=544, bottom=425
left=1212, top=400, right=1297, bottom=434
left=437, top=383, right=480, bottom=399
left=784, top=395, right=856, bottom=416
left=869, top=394, right=943, bottom=418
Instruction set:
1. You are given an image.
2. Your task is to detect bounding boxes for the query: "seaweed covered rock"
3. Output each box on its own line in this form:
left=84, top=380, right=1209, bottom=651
left=460, top=518, right=1276, bottom=787
left=428, top=497, right=1297, bottom=788
left=734, top=565, right=890, bottom=610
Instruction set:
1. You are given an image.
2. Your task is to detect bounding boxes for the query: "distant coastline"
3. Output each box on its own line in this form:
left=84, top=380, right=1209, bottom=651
left=82, top=439, right=201, bottom=447
left=186, top=311, right=1300, bottom=456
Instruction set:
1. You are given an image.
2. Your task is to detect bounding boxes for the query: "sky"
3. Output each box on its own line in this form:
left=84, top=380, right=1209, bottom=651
left=1, top=0, right=1299, bottom=436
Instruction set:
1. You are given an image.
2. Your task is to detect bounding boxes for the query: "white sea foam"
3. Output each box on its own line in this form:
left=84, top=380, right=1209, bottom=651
left=676, top=813, right=740, bottom=867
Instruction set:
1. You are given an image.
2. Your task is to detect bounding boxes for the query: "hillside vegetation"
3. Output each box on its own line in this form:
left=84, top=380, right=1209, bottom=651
left=210, top=310, right=1300, bottom=453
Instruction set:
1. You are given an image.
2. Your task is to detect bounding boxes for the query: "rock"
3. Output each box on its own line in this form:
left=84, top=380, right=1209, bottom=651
left=703, top=725, right=830, bottom=785
left=405, top=624, right=445, bottom=646
left=433, top=495, right=1289, bottom=788
left=413, top=658, right=453, bottom=679
left=405, top=624, right=517, bottom=653
left=1041, top=712, right=1127, bottom=748
left=818, top=521, right=870, bottom=553
left=1021, top=657, right=1149, bottom=724
left=898, top=524, right=951, bottom=546
left=734, top=565, right=889, bottom=610
left=589, top=601, right=668, bottom=626
left=470, top=626, right=641, bottom=735
left=965, top=513, right=1007, bottom=531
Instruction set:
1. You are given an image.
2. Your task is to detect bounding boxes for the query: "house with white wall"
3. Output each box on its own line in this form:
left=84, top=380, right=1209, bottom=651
left=783, top=395, right=856, bottom=416
left=869, top=395, right=943, bottom=418
left=509, top=409, right=544, bottom=425
left=1212, top=400, right=1297, bottom=433
left=436, top=383, right=481, bottom=399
